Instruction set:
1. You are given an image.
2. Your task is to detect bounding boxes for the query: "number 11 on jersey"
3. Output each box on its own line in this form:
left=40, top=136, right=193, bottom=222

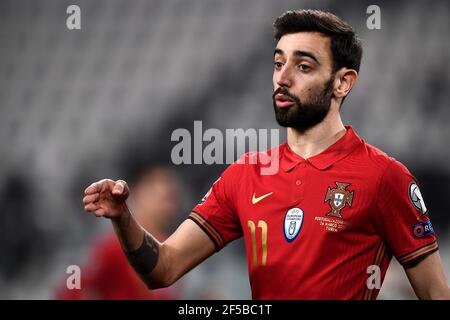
left=247, top=220, right=268, bottom=267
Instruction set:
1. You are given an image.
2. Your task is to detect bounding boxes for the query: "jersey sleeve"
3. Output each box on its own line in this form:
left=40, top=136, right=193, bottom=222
left=375, top=159, right=438, bottom=266
left=188, top=163, right=243, bottom=251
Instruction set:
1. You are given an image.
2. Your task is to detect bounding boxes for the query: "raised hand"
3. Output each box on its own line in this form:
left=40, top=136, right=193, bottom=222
left=83, top=179, right=130, bottom=218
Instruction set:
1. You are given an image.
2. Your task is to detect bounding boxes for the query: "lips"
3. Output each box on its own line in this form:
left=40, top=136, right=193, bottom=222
left=275, top=93, right=295, bottom=108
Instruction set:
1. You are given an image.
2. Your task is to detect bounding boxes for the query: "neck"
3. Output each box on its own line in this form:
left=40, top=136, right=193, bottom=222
left=287, top=108, right=346, bottom=159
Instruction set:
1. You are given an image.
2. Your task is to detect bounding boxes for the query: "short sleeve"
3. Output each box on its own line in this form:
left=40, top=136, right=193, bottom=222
left=375, top=159, right=438, bottom=266
left=188, top=163, right=243, bottom=251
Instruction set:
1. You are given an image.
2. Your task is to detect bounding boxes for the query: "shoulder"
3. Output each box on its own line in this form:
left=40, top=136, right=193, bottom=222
left=357, top=140, right=412, bottom=177
left=358, top=142, right=416, bottom=193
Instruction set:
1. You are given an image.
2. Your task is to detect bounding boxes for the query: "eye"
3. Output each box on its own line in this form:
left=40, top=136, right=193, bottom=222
left=274, top=61, right=283, bottom=70
left=298, top=64, right=311, bottom=72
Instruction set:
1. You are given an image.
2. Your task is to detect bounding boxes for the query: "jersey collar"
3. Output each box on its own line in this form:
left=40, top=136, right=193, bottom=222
left=281, top=125, right=363, bottom=172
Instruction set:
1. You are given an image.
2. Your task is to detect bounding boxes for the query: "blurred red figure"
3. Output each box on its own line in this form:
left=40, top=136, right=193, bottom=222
left=57, top=166, right=181, bottom=299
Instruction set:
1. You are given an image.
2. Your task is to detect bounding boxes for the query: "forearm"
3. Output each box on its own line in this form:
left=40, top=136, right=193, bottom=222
left=405, top=251, right=450, bottom=300
left=415, top=283, right=450, bottom=300
left=83, top=179, right=174, bottom=289
left=111, top=210, right=216, bottom=290
left=111, top=208, right=170, bottom=289
left=428, top=285, right=450, bottom=300
left=414, top=275, right=450, bottom=300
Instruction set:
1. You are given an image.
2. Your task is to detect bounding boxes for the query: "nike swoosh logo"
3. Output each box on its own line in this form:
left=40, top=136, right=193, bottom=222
left=252, top=192, right=273, bottom=204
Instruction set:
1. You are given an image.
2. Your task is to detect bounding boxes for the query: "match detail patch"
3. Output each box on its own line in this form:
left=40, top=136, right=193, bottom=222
left=409, top=182, right=427, bottom=217
left=412, top=219, right=434, bottom=239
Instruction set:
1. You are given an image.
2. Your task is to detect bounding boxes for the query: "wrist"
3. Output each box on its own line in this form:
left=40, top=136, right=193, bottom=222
left=112, top=204, right=131, bottom=224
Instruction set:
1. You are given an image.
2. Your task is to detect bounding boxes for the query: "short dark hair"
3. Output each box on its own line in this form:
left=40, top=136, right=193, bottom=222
left=274, top=10, right=363, bottom=73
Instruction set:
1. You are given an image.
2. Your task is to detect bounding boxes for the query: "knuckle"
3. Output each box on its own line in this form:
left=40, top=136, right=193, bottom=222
left=99, top=178, right=112, bottom=185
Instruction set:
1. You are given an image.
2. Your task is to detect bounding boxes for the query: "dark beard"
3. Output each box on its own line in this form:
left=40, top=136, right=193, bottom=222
left=273, top=74, right=335, bottom=131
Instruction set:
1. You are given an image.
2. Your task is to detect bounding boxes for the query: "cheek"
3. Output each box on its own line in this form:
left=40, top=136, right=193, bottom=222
left=297, top=76, right=325, bottom=95
left=291, top=79, right=312, bottom=97
left=302, top=86, right=318, bottom=100
left=292, top=85, right=318, bottom=102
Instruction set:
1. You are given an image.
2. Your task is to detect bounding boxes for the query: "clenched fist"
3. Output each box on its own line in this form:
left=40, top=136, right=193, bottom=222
left=83, top=179, right=130, bottom=219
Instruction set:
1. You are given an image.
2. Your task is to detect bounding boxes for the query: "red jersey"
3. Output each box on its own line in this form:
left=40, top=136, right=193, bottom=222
left=189, top=126, right=438, bottom=300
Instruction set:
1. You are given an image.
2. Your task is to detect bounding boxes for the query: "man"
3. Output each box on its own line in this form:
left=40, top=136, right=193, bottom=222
left=83, top=10, right=450, bottom=299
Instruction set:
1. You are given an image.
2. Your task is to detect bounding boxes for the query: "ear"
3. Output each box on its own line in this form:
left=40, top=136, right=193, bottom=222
left=333, top=68, right=358, bottom=99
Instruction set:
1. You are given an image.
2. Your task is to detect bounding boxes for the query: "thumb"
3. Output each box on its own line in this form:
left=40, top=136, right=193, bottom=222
left=112, top=180, right=129, bottom=198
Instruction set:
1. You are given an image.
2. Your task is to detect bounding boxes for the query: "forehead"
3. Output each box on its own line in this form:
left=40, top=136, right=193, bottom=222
left=275, top=32, right=331, bottom=62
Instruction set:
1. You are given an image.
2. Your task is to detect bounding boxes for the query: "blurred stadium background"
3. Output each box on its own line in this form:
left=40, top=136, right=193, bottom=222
left=0, top=0, right=449, bottom=299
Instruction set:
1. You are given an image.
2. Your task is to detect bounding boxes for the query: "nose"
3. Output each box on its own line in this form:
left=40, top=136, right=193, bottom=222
left=275, top=65, right=293, bottom=88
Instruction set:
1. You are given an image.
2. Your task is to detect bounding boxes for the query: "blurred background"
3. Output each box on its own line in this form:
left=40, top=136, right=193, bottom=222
left=0, top=0, right=449, bottom=299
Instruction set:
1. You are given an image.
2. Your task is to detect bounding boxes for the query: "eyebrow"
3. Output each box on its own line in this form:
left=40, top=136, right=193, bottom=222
left=274, top=48, right=320, bottom=64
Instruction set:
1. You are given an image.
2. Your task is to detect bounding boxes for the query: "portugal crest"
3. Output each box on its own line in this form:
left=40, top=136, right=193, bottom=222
left=324, top=182, right=354, bottom=218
